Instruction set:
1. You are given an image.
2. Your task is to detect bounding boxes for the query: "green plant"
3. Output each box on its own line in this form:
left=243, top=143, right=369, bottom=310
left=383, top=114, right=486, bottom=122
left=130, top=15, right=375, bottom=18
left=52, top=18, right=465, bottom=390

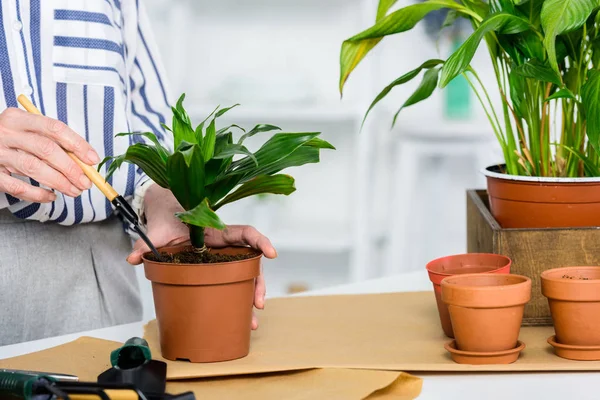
left=341, top=0, right=600, bottom=177
left=101, top=94, right=334, bottom=249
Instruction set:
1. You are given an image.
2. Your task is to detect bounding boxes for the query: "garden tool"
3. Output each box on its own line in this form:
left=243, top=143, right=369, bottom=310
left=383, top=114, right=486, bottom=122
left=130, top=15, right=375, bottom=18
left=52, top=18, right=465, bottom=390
left=16, top=95, right=163, bottom=261
left=0, top=338, right=195, bottom=400
left=0, top=370, right=195, bottom=400
left=98, top=337, right=168, bottom=396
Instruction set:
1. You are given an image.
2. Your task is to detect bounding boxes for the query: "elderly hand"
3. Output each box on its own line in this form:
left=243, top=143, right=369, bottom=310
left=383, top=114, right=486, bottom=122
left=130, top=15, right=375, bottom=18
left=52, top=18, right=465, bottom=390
left=126, top=184, right=277, bottom=330
left=0, top=108, right=99, bottom=202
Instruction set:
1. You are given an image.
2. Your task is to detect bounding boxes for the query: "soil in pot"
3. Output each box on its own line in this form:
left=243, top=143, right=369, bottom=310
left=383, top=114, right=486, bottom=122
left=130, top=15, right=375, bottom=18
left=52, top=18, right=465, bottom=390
left=441, top=273, right=531, bottom=353
left=146, top=249, right=260, bottom=264
left=483, top=164, right=600, bottom=228
left=541, top=267, right=600, bottom=348
left=143, top=245, right=262, bottom=363
left=426, top=254, right=511, bottom=338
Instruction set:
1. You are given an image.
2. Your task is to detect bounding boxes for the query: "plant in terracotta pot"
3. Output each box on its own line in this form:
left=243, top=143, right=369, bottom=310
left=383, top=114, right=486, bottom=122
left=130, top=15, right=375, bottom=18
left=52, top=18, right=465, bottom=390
left=340, top=0, right=600, bottom=228
left=101, top=94, right=334, bottom=362
left=426, top=253, right=511, bottom=338
left=441, top=273, right=531, bottom=364
left=541, top=266, right=600, bottom=361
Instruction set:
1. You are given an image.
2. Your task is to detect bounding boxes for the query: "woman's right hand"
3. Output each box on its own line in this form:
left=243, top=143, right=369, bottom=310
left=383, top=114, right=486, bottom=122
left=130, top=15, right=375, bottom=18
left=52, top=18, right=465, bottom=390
left=0, top=107, right=100, bottom=203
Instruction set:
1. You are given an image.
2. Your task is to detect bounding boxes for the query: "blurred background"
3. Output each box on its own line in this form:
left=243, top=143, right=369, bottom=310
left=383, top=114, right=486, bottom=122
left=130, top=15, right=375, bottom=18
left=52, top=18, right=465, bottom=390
left=138, top=0, right=505, bottom=313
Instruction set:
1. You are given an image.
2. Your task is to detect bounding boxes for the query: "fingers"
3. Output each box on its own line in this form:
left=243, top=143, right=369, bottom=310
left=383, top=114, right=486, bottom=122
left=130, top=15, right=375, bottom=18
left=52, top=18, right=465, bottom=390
left=0, top=166, right=56, bottom=203
left=223, top=225, right=278, bottom=258
left=2, top=132, right=92, bottom=191
left=0, top=108, right=100, bottom=165
left=251, top=311, right=258, bottom=330
left=127, top=238, right=149, bottom=265
left=254, top=274, right=266, bottom=309
left=0, top=148, right=83, bottom=197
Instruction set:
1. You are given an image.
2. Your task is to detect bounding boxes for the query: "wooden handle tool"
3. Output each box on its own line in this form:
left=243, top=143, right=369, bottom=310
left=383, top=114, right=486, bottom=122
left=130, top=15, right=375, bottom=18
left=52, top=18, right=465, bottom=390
left=17, top=94, right=119, bottom=201
left=16, top=94, right=163, bottom=261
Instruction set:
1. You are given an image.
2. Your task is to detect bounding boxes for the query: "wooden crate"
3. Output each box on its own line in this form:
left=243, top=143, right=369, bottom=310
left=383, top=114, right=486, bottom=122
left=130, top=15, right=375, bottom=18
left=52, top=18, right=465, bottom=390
left=466, top=189, right=600, bottom=326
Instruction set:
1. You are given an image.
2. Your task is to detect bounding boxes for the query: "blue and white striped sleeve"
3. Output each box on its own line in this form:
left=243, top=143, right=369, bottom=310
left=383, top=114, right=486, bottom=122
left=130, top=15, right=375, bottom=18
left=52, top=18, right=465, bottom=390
left=126, top=0, right=174, bottom=226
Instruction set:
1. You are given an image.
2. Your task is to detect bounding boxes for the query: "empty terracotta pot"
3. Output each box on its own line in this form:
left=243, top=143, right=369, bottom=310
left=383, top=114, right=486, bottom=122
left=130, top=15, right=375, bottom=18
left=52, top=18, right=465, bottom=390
left=441, top=273, right=531, bottom=352
left=143, top=245, right=261, bottom=363
left=426, top=254, right=511, bottom=338
left=483, top=164, right=600, bottom=228
left=541, top=267, right=600, bottom=347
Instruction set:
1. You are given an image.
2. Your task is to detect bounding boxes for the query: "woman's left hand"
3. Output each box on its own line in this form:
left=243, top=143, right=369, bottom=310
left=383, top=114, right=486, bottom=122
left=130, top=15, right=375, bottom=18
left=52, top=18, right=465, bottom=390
left=126, top=184, right=277, bottom=330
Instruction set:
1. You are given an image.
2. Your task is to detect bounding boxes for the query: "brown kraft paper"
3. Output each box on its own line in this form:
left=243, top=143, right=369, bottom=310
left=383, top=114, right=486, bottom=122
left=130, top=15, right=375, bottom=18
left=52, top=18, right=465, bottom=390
left=143, top=291, right=600, bottom=379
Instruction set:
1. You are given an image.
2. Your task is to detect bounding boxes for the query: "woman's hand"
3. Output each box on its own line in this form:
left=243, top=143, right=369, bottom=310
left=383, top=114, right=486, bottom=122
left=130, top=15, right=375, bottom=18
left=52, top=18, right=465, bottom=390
left=0, top=108, right=99, bottom=201
left=127, top=184, right=277, bottom=330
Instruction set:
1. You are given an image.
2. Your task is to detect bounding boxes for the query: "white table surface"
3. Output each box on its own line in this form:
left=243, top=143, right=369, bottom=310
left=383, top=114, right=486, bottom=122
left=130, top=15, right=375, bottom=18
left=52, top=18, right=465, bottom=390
left=1, top=271, right=598, bottom=399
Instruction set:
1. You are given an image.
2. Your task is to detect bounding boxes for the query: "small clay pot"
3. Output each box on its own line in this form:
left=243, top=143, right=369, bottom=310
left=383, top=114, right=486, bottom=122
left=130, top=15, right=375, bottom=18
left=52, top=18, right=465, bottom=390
left=143, top=245, right=261, bottom=363
left=426, top=254, right=511, bottom=338
left=541, top=267, right=600, bottom=348
left=441, top=273, right=531, bottom=353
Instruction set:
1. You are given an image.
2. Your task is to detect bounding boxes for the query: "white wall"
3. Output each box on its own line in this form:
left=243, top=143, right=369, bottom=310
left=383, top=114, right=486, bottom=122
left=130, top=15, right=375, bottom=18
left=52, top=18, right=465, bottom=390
left=139, top=0, right=505, bottom=299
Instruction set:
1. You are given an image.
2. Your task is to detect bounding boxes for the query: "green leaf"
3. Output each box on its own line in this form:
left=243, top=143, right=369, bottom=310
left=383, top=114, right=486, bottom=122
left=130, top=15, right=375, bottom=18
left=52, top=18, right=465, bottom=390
left=440, top=13, right=531, bottom=87
left=214, top=174, right=296, bottom=210
left=545, top=88, right=576, bottom=102
left=205, top=132, right=234, bottom=185
left=202, top=118, right=216, bottom=161
left=217, top=124, right=246, bottom=135
left=206, top=174, right=244, bottom=205
left=175, top=198, right=225, bottom=230
left=171, top=103, right=196, bottom=149
left=377, top=0, right=399, bottom=21
left=167, top=145, right=205, bottom=210
left=392, top=67, right=440, bottom=127
left=195, top=105, right=220, bottom=142
left=560, top=144, right=600, bottom=176
left=513, top=59, right=562, bottom=85
left=361, top=59, right=444, bottom=127
left=230, top=132, right=322, bottom=178
left=462, top=0, right=490, bottom=17
left=245, top=145, right=322, bottom=180
left=215, top=104, right=240, bottom=118
left=160, top=123, right=172, bottom=133
left=115, top=132, right=170, bottom=161
left=236, top=137, right=332, bottom=184
left=581, top=70, right=600, bottom=152
left=340, top=0, right=460, bottom=94
left=509, top=69, right=528, bottom=118
left=238, top=124, right=282, bottom=144
left=214, top=143, right=258, bottom=165
left=541, top=0, right=598, bottom=73
left=442, top=10, right=459, bottom=29
left=303, top=138, right=336, bottom=150
left=100, top=143, right=169, bottom=188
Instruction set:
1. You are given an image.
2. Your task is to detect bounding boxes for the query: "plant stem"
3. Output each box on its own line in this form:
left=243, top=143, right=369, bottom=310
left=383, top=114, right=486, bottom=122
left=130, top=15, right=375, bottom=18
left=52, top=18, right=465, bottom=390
left=189, top=225, right=205, bottom=248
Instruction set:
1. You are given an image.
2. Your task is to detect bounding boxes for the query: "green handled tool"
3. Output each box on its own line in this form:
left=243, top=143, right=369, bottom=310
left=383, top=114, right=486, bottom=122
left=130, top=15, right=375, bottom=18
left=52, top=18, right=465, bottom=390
left=110, top=337, right=152, bottom=370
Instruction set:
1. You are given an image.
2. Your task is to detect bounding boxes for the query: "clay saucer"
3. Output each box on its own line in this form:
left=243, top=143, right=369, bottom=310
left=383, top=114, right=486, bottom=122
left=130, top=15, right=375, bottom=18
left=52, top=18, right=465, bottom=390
left=444, top=340, right=525, bottom=365
left=547, top=336, right=600, bottom=361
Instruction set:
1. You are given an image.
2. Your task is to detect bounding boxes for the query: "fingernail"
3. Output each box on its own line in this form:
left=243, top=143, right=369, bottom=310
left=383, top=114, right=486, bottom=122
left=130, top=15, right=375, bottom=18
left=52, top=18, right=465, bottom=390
left=87, top=150, right=100, bottom=164
left=80, top=175, right=92, bottom=189
left=70, top=186, right=82, bottom=197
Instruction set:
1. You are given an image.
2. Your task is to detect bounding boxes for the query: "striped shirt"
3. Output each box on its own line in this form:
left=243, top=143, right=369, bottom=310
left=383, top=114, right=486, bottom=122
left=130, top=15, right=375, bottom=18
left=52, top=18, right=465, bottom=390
left=0, top=0, right=173, bottom=225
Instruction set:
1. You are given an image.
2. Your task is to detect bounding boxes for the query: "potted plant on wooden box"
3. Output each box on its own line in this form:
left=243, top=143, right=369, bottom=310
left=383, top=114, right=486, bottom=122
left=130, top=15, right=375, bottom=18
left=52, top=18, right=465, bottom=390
left=339, top=0, right=600, bottom=229
left=101, top=94, right=334, bottom=363
left=339, top=0, right=600, bottom=325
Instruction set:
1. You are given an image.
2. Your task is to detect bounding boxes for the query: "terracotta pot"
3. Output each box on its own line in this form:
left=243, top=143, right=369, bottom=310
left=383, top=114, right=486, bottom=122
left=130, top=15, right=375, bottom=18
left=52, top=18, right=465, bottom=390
left=541, top=267, right=600, bottom=347
left=426, top=254, right=511, bottom=338
left=483, top=164, right=600, bottom=228
left=143, top=245, right=261, bottom=363
left=441, top=273, right=531, bottom=352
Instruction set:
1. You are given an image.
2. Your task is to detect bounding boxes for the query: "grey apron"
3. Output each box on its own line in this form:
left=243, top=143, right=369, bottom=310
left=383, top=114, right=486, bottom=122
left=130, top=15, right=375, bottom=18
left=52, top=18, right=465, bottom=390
left=0, top=209, right=142, bottom=346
